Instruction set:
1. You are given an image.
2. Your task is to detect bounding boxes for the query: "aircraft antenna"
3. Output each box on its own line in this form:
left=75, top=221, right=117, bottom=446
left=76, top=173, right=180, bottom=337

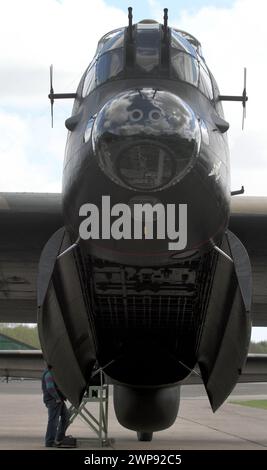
left=128, top=6, right=133, bottom=42
left=163, top=8, right=168, bottom=40
left=49, top=65, right=54, bottom=128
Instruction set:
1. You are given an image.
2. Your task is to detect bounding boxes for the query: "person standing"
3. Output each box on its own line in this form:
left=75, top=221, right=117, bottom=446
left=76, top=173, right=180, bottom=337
left=42, top=366, right=75, bottom=447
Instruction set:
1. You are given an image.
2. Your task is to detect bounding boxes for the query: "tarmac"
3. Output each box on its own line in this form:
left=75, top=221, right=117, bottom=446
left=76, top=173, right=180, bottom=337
left=0, top=381, right=267, bottom=450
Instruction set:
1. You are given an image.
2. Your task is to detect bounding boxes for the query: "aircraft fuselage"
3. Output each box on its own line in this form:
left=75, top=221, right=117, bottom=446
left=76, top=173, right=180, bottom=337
left=63, top=78, right=230, bottom=265
left=37, top=21, right=251, bottom=438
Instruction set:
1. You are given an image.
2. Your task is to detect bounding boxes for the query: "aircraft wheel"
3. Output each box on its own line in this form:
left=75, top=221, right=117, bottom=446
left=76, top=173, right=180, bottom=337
left=137, top=432, right=153, bottom=441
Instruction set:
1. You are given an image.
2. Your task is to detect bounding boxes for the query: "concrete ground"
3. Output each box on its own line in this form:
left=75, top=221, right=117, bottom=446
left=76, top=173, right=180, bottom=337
left=0, top=381, right=267, bottom=450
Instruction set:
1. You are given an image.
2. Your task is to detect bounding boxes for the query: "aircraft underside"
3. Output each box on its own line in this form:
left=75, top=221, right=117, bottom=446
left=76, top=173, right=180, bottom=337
left=87, top=252, right=216, bottom=386
left=37, top=227, right=252, bottom=438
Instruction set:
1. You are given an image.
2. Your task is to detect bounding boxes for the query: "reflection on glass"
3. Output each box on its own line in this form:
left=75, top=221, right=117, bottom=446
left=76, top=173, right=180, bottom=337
left=96, top=28, right=124, bottom=56
left=136, top=29, right=160, bottom=73
left=199, top=65, right=213, bottom=99
left=96, top=49, right=124, bottom=86
left=171, top=30, right=197, bottom=57
left=92, top=89, right=201, bottom=191
left=84, top=117, right=95, bottom=143
left=171, top=50, right=199, bottom=87
left=172, top=29, right=202, bottom=56
left=82, top=63, right=96, bottom=97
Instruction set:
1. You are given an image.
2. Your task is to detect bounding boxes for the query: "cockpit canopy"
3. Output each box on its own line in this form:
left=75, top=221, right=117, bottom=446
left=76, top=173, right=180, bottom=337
left=82, top=22, right=213, bottom=101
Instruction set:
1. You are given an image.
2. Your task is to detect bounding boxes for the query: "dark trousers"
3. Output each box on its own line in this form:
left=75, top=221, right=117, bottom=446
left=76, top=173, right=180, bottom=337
left=45, top=400, right=69, bottom=446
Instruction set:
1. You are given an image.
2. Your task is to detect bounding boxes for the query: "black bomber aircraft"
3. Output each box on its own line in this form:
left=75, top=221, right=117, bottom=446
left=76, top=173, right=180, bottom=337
left=1, top=8, right=266, bottom=442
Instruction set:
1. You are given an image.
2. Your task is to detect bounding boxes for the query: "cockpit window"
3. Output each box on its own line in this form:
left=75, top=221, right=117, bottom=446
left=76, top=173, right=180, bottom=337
left=96, top=49, right=124, bottom=86
left=171, top=30, right=197, bottom=57
left=82, top=28, right=124, bottom=97
left=82, top=26, right=213, bottom=101
left=172, top=29, right=202, bottom=56
left=82, top=62, right=96, bottom=97
left=96, top=28, right=125, bottom=56
left=198, top=62, right=213, bottom=100
left=171, top=50, right=199, bottom=87
left=135, top=24, right=160, bottom=73
left=170, top=29, right=213, bottom=100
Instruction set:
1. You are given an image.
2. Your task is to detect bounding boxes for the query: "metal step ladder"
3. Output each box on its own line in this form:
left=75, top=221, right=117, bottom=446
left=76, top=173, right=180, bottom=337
left=67, top=370, right=109, bottom=446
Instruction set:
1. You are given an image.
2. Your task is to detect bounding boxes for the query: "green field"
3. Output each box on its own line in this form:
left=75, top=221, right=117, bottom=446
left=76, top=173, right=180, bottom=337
left=0, top=325, right=40, bottom=349
left=231, top=400, right=267, bottom=410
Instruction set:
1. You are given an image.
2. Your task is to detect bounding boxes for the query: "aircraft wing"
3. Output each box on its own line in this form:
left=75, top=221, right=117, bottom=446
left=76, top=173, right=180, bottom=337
left=0, top=193, right=266, bottom=326
left=0, top=350, right=44, bottom=379
left=0, top=193, right=62, bottom=323
left=0, top=350, right=266, bottom=383
left=230, top=196, right=267, bottom=326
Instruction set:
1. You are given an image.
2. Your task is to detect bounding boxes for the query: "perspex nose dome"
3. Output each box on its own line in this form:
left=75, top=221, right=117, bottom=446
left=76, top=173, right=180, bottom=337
left=92, top=88, right=201, bottom=192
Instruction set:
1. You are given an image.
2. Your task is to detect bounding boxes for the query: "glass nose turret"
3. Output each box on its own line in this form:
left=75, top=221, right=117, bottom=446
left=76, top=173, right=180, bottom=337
left=92, top=88, right=201, bottom=192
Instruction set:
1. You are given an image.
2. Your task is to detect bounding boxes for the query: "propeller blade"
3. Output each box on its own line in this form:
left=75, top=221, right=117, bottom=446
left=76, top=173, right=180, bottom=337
left=50, top=101, right=54, bottom=129
left=50, top=64, right=53, bottom=91
left=49, top=64, right=54, bottom=128
left=242, top=107, right=245, bottom=130
left=242, top=67, right=247, bottom=130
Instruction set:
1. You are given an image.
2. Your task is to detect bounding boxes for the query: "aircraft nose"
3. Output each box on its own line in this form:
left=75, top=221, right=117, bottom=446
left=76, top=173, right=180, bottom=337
left=92, top=88, right=201, bottom=191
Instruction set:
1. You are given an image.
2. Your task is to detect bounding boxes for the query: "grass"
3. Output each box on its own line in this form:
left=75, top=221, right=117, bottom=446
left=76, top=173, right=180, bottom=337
left=230, top=400, right=267, bottom=410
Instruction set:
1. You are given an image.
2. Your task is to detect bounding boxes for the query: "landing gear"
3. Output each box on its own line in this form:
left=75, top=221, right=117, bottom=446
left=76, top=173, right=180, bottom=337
left=137, top=432, right=153, bottom=441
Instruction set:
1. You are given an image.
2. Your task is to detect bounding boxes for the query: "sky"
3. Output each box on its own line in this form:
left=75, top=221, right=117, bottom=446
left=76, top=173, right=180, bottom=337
left=0, top=0, right=266, bottom=340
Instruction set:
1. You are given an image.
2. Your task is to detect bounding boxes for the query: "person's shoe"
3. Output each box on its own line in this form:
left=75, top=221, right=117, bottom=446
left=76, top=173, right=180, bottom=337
left=55, top=436, right=77, bottom=448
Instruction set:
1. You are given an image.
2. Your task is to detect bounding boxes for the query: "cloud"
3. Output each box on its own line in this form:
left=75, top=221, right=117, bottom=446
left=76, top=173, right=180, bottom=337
left=1, top=0, right=126, bottom=70
left=0, top=109, right=63, bottom=191
left=174, top=0, right=267, bottom=195
left=0, top=0, right=266, bottom=195
left=0, top=0, right=126, bottom=191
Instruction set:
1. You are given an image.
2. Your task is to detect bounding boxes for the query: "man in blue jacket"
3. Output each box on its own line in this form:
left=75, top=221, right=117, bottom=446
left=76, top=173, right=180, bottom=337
left=42, top=366, right=76, bottom=447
